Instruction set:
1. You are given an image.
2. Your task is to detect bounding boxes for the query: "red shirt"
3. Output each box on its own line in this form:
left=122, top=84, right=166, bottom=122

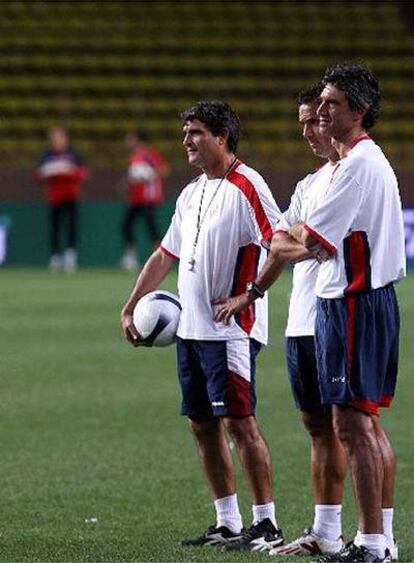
left=128, top=146, right=165, bottom=205
left=36, top=150, right=88, bottom=206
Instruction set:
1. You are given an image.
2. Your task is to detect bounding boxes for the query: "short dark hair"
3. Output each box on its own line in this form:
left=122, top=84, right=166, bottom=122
left=181, top=100, right=241, bottom=153
left=321, top=63, right=381, bottom=130
left=297, top=83, right=323, bottom=105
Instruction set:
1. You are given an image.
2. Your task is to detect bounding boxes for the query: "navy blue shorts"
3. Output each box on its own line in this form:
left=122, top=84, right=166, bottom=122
left=315, top=284, right=400, bottom=415
left=286, top=336, right=323, bottom=413
left=176, top=337, right=261, bottom=419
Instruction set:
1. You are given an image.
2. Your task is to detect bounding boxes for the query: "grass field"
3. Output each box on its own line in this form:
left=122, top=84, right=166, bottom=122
left=0, top=268, right=413, bottom=562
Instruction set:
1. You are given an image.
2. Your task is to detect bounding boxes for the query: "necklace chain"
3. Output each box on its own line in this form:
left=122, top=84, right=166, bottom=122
left=188, top=157, right=238, bottom=271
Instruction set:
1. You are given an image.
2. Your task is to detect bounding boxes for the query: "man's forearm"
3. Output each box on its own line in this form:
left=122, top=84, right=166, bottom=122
left=122, top=248, right=175, bottom=313
left=288, top=222, right=320, bottom=249
left=254, top=254, right=287, bottom=293
left=255, top=232, right=310, bottom=292
left=288, top=222, right=335, bottom=262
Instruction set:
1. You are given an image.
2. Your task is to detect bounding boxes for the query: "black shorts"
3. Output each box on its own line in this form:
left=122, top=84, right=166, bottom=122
left=177, top=337, right=261, bottom=419
left=286, top=336, right=323, bottom=413
left=315, top=284, right=400, bottom=415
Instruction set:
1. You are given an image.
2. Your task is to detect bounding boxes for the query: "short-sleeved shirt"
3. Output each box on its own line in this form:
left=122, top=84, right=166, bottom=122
left=277, top=162, right=336, bottom=336
left=304, top=137, right=406, bottom=298
left=161, top=160, right=281, bottom=344
left=36, top=149, right=87, bottom=205
left=128, top=146, right=165, bottom=205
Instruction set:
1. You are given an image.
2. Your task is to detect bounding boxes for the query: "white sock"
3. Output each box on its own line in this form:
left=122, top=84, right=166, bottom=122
left=252, top=501, right=277, bottom=528
left=382, top=508, right=394, bottom=547
left=214, top=494, right=243, bottom=533
left=355, top=529, right=361, bottom=543
left=355, top=510, right=394, bottom=550
left=354, top=533, right=387, bottom=558
left=313, top=504, right=342, bottom=541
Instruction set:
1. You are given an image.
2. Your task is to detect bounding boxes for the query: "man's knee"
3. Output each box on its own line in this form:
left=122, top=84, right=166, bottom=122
left=301, top=410, right=334, bottom=440
left=223, top=416, right=262, bottom=445
left=188, top=417, right=221, bottom=441
left=332, top=405, right=375, bottom=446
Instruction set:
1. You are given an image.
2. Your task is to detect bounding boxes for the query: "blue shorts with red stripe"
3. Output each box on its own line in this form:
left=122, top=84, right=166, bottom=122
left=177, top=337, right=261, bottom=419
left=315, top=284, right=400, bottom=415
left=286, top=336, right=323, bottom=412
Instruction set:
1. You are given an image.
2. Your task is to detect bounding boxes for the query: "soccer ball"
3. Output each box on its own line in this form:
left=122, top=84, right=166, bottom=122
left=133, top=290, right=181, bottom=347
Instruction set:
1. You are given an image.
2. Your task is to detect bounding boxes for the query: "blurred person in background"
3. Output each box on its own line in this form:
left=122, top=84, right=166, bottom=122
left=120, top=130, right=169, bottom=271
left=35, top=126, right=88, bottom=272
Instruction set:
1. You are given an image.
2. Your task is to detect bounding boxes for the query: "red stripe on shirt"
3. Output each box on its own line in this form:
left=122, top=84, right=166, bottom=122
left=227, top=166, right=273, bottom=243
left=343, top=231, right=372, bottom=293
left=303, top=224, right=337, bottom=256
left=159, top=245, right=179, bottom=261
left=231, top=243, right=261, bottom=335
left=343, top=134, right=371, bottom=157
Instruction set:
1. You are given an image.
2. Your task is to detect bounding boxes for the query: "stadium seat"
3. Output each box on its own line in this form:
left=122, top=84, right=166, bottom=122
left=1, top=0, right=414, bottom=202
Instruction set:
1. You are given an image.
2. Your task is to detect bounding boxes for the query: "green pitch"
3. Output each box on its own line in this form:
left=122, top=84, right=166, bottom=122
left=1, top=269, right=413, bottom=562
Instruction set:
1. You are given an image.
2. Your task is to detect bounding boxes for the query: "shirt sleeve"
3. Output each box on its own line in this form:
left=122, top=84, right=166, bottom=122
left=277, top=179, right=305, bottom=232
left=160, top=194, right=183, bottom=260
left=305, top=170, right=363, bottom=254
left=246, top=182, right=282, bottom=249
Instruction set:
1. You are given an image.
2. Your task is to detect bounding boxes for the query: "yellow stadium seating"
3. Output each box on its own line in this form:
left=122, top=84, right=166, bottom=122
left=0, top=0, right=413, bottom=187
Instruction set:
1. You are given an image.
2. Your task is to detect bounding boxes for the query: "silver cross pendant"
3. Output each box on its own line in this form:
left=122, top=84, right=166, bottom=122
left=188, top=257, right=196, bottom=271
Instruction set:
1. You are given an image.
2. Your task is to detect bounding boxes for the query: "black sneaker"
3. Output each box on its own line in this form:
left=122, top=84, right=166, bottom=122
left=224, top=518, right=284, bottom=552
left=313, top=542, right=392, bottom=563
left=181, top=524, right=243, bottom=547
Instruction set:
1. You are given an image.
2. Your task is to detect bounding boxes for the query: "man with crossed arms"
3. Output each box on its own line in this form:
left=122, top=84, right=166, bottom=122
left=217, top=69, right=404, bottom=561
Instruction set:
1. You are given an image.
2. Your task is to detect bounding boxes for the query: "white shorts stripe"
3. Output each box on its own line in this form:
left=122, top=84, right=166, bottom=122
left=226, top=339, right=251, bottom=382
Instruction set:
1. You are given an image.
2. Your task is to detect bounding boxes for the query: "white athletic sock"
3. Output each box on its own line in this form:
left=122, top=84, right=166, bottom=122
left=252, top=501, right=277, bottom=528
left=354, top=533, right=387, bottom=559
left=214, top=493, right=243, bottom=533
left=382, top=508, right=394, bottom=547
left=313, top=504, right=342, bottom=541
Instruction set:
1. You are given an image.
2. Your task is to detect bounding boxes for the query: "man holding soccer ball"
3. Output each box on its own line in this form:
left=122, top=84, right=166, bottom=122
left=121, top=100, right=284, bottom=551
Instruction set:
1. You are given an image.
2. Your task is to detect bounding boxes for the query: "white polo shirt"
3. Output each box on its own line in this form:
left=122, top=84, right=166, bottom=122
left=161, top=160, right=281, bottom=344
left=304, top=137, right=406, bottom=298
left=277, top=162, right=336, bottom=336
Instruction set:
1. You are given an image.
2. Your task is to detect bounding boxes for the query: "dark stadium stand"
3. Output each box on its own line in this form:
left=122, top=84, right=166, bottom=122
left=0, top=0, right=414, bottom=202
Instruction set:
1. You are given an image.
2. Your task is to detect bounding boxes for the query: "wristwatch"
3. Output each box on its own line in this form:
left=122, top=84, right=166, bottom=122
left=246, top=281, right=265, bottom=299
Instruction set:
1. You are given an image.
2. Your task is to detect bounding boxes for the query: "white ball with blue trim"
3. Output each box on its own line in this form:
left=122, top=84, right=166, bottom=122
left=133, top=290, right=181, bottom=347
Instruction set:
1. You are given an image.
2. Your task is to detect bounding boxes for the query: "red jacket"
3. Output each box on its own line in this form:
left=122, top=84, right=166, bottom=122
left=127, top=146, right=165, bottom=205
left=35, top=149, right=88, bottom=205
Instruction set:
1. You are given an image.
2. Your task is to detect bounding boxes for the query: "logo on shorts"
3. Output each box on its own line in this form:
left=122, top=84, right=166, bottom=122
left=331, top=376, right=346, bottom=383
left=212, top=401, right=225, bottom=407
